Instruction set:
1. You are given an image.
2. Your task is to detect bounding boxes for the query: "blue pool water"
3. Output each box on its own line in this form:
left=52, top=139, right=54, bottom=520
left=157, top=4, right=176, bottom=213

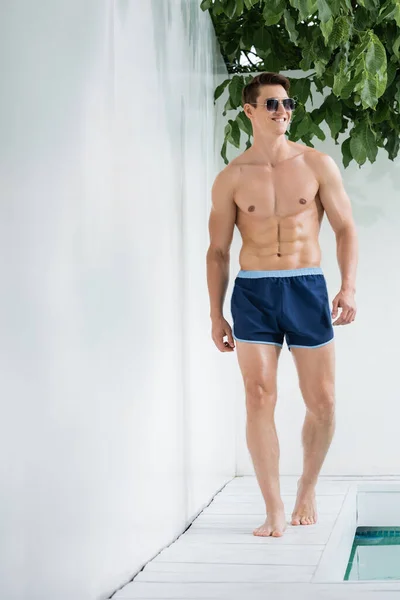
left=345, top=527, right=400, bottom=581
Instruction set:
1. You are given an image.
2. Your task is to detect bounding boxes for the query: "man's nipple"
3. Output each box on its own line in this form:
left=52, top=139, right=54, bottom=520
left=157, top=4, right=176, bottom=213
left=248, top=205, right=255, bottom=212
left=299, top=198, right=307, bottom=205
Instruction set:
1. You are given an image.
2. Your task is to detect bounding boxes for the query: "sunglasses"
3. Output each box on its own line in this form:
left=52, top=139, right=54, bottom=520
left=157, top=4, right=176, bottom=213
left=253, top=98, right=296, bottom=112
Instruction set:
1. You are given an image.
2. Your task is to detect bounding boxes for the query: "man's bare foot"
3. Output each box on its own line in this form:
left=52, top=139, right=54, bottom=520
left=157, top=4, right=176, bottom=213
left=253, top=506, right=287, bottom=537
left=291, top=479, right=318, bottom=526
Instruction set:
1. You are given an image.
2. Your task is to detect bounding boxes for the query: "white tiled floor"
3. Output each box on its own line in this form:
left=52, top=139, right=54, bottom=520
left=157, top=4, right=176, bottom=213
left=112, top=476, right=400, bottom=599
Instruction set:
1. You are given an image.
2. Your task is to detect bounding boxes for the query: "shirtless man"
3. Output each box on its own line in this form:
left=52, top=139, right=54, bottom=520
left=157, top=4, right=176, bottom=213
left=206, top=72, right=358, bottom=537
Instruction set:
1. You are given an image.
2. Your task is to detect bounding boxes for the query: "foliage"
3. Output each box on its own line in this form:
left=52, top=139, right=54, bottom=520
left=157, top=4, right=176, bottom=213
left=200, top=0, right=400, bottom=167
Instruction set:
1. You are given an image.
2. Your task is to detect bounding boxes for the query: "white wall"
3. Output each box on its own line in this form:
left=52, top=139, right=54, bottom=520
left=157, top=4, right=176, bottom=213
left=231, top=76, right=400, bottom=477
left=0, top=2, right=235, bottom=599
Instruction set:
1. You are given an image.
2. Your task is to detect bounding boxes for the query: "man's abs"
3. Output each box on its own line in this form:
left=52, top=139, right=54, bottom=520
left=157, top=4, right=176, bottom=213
left=232, top=151, right=324, bottom=270
left=238, top=232, right=322, bottom=271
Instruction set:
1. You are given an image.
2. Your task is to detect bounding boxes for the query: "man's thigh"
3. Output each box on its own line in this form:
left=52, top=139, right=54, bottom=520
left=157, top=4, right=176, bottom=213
left=290, top=342, right=335, bottom=402
left=236, top=341, right=281, bottom=390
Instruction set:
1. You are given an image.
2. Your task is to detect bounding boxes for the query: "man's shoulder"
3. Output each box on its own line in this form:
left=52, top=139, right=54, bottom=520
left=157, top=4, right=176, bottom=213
left=212, top=161, right=242, bottom=198
left=226, top=149, right=252, bottom=169
left=302, top=146, right=335, bottom=166
left=283, top=142, right=336, bottom=170
left=214, top=158, right=243, bottom=184
left=302, top=147, right=339, bottom=178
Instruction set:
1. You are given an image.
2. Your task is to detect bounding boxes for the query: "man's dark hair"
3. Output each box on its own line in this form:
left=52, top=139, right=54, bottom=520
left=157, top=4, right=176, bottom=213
left=242, top=72, right=290, bottom=107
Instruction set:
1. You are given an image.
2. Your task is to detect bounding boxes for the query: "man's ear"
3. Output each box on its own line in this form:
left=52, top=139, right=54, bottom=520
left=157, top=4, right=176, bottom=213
left=243, top=103, right=253, bottom=119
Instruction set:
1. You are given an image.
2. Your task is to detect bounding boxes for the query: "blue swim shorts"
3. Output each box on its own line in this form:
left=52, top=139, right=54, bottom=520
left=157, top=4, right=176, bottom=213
left=231, top=267, right=334, bottom=350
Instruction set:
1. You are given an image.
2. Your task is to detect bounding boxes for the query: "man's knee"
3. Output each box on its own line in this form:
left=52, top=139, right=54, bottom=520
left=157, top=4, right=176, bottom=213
left=304, top=384, right=335, bottom=421
left=244, top=379, right=277, bottom=412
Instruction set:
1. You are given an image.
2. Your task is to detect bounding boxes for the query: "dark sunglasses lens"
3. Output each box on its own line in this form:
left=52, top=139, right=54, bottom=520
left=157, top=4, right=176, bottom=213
left=266, top=98, right=296, bottom=111
left=266, top=99, right=279, bottom=111
left=283, top=98, right=296, bottom=110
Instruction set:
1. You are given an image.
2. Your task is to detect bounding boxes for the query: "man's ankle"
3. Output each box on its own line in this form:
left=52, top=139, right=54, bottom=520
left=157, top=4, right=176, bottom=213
left=298, top=475, right=317, bottom=488
left=265, top=498, right=285, bottom=513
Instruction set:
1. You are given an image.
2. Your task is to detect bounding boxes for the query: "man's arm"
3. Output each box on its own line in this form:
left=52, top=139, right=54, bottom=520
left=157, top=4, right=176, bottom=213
left=206, top=165, right=238, bottom=351
left=315, top=153, right=358, bottom=325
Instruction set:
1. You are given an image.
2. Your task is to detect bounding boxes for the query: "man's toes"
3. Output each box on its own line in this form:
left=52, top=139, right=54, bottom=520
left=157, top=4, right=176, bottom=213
left=253, top=527, right=271, bottom=537
left=291, top=516, right=301, bottom=526
left=271, top=529, right=283, bottom=537
left=300, top=516, right=308, bottom=525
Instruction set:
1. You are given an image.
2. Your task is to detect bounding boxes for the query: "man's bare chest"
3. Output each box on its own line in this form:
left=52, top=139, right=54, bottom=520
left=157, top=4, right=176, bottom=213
left=234, top=163, right=320, bottom=219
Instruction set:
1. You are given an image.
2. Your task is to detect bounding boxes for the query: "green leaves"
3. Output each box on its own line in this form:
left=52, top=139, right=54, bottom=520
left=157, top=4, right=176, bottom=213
left=284, top=9, right=299, bottom=44
left=317, top=0, right=333, bottom=23
left=289, top=111, right=326, bottom=142
left=206, top=0, right=400, bottom=167
left=214, top=79, right=230, bottom=103
left=289, top=0, right=318, bottom=21
left=350, top=121, right=378, bottom=166
left=320, top=17, right=334, bottom=43
left=222, top=0, right=242, bottom=18
left=328, top=16, right=351, bottom=50
left=244, top=0, right=259, bottom=8
left=341, top=138, right=352, bottom=168
left=227, top=119, right=241, bottom=147
left=349, top=134, right=367, bottom=166
left=355, top=33, right=387, bottom=109
left=395, top=78, right=400, bottom=105
left=220, top=110, right=253, bottom=164
left=253, top=27, right=272, bottom=58
left=236, top=111, right=253, bottom=136
left=200, top=0, right=212, bottom=10
left=229, top=75, right=244, bottom=107
left=330, top=32, right=387, bottom=110
left=385, top=129, right=400, bottom=160
left=365, top=33, right=387, bottom=73
left=320, top=95, right=345, bottom=140
left=262, top=0, right=286, bottom=24
left=377, top=0, right=400, bottom=26
left=289, top=77, right=311, bottom=105
left=333, top=56, right=350, bottom=97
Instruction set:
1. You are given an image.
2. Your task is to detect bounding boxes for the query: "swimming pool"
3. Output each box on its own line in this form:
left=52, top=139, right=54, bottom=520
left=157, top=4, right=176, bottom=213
left=345, top=527, right=400, bottom=580
left=313, top=482, right=400, bottom=587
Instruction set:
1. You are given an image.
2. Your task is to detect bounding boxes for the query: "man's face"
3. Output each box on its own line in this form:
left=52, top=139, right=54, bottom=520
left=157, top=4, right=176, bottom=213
left=245, top=84, right=293, bottom=135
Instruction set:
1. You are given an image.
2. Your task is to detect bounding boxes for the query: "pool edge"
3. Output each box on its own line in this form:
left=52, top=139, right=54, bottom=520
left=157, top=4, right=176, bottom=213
left=312, top=483, right=357, bottom=583
left=312, top=482, right=400, bottom=589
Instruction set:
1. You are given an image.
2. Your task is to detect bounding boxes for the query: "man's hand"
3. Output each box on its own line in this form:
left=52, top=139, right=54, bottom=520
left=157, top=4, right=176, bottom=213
left=331, top=290, right=356, bottom=326
left=211, top=316, right=235, bottom=352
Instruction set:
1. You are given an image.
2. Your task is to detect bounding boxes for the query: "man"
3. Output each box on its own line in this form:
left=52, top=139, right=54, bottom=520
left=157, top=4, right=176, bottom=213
left=206, top=72, right=358, bottom=537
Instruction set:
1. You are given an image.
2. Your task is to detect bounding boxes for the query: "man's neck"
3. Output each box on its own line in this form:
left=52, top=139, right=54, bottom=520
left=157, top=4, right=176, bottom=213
left=250, top=135, right=292, bottom=167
